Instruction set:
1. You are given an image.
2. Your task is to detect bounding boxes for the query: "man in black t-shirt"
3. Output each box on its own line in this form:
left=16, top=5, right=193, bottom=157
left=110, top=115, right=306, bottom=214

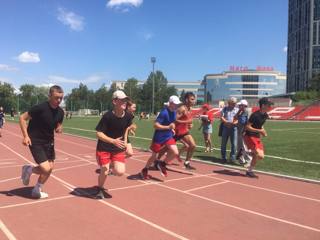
left=95, top=90, right=133, bottom=199
left=20, top=85, right=64, bottom=199
left=243, top=97, right=273, bottom=178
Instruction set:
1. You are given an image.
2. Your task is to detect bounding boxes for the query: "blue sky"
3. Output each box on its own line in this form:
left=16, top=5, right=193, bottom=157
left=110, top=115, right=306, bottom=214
left=0, top=0, right=288, bottom=93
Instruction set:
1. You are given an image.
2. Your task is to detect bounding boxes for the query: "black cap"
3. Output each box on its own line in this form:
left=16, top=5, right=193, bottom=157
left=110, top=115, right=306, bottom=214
left=259, top=97, right=273, bottom=106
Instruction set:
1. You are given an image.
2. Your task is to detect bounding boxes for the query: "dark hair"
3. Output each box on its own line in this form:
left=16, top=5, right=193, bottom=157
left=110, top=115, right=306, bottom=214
left=184, top=92, right=195, bottom=102
left=49, top=85, right=64, bottom=96
left=127, top=98, right=135, bottom=107
left=258, top=97, right=273, bottom=108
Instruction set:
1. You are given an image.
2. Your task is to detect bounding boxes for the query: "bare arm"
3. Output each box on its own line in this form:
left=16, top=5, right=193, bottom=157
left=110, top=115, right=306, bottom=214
left=96, top=131, right=126, bottom=149
left=19, top=112, right=32, bottom=146
left=55, top=122, right=63, bottom=133
left=245, top=122, right=267, bottom=136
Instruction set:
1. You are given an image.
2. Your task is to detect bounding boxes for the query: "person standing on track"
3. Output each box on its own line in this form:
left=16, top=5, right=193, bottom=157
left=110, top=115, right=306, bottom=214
left=243, top=97, right=273, bottom=178
left=95, top=90, right=134, bottom=199
left=0, top=106, right=5, bottom=137
left=220, top=97, right=239, bottom=164
left=140, top=95, right=181, bottom=180
left=20, top=85, right=64, bottom=199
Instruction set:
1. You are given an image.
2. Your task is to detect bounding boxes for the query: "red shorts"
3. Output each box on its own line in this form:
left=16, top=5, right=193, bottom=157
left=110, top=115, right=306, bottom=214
left=150, top=138, right=176, bottom=153
left=244, top=135, right=264, bottom=152
left=96, top=151, right=126, bottom=166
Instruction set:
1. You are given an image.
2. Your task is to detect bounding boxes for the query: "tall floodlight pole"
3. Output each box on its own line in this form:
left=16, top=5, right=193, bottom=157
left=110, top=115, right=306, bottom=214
left=151, top=57, right=156, bottom=115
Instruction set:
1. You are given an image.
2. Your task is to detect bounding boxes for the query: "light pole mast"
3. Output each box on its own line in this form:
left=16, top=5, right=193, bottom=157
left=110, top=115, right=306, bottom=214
left=151, top=57, right=156, bottom=115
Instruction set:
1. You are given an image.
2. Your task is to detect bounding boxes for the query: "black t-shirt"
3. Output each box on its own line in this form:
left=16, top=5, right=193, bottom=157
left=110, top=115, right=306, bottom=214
left=27, top=102, right=64, bottom=144
left=96, top=110, right=133, bottom=152
left=245, top=110, right=268, bottom=137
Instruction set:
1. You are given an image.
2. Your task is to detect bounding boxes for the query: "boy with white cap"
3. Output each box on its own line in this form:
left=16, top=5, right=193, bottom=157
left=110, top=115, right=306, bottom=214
left=141, top=95, right=181, bottom=179
left=95, top=90, right=134, bottom=198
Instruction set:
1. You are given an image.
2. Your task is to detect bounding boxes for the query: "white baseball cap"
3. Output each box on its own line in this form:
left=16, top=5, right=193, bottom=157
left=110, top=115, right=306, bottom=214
left=168, top=95, right=181, bottom=105
left=237, top=99, right=248, bottom=107
left=112, top=90, right=128, bottom=99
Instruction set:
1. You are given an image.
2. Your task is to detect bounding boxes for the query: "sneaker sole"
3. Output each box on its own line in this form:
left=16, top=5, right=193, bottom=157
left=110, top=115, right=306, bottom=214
left=21, top=166, right=30, bottom=186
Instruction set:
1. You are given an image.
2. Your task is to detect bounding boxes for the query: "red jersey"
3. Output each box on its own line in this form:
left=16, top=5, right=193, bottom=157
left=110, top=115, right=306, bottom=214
left=175, top=110, right=193, bottom=136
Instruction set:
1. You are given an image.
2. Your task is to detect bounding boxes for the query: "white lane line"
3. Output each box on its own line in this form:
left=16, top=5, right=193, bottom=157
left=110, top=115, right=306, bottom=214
left=155, top=183, right=320, bottom=233
left=55, top=137, right=320, bottom=203
left=0, top=195, right=74, bottom=209
left=0, top=162, right=16, bottom=165
left=206, top=175, right=320, bottom=203
left=0, top=142, right=190, bottom=240
left=184, top=181, right=230, bottom=193
left=54, top=163, right=93, bottom=172
left=62, top=131, right=320, bottom=182
left=0, top=219, right=17, bottom=240
left=132, top=156, right=320, bottom=203
left=0, top=177, right=20, bottom=183
left=0, top=164, right=25, bottom=169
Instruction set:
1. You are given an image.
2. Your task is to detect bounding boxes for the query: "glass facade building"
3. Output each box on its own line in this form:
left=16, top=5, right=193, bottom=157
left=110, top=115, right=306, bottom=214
left=167, top=81, right=204, bottom=102
left=287, top=0, right=320, bottom=92
left=203, top=70, right=286, bottom=102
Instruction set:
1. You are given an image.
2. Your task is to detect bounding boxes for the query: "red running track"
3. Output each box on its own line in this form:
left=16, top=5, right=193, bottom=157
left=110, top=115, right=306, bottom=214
left=0, top=123, right=319, bottom=240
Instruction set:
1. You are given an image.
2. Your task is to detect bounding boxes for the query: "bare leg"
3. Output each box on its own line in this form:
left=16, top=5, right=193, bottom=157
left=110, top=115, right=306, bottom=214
left=98, top=163, right=110, bottom=188
left=126, top=143, right=133, bottom=157
left=113, top=161, right=125, bottom=176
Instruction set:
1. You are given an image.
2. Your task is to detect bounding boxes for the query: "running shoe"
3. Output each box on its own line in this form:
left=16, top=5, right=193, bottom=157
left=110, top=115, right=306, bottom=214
left=95, top=188, right=112, bottom=199
left=21, top=165, right=32, bottom=186
left=156, top=161, right=168, bottom=177
left=246, top=171, right=258, bottom=178
left=31, top=188, right=49, bottom=199
left=184, top=162, right=196, bottom=170
left=140, top=168, right=151, bottom=180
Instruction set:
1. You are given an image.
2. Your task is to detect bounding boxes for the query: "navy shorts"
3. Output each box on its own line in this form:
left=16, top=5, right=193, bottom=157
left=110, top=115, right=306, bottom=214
left=29, top=142, right=55, bottom=164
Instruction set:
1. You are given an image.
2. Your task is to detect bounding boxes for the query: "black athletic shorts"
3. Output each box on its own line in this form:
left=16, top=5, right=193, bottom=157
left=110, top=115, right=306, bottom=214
left=29, top=142, right=55, bottom=164
left=174, top=132, right=190, bottom=141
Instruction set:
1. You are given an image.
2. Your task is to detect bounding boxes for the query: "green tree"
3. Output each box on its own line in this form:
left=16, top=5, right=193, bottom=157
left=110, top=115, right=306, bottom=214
left=0, top=81, right=15, bottom=112
left=19, top=84, right=38, bottom=111
left=65, top=83, right=94, bottom=111
left=93, top=84, right=110, bottom=113
left=124, top=78, right=140, bottom=101
left=140, top=71, right=177, bottom=113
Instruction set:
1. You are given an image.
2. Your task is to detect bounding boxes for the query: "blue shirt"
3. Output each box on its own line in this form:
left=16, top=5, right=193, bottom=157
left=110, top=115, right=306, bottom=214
left=153, top=107, right=176, bottom=144
left=221, top=106, right=239, bottom=122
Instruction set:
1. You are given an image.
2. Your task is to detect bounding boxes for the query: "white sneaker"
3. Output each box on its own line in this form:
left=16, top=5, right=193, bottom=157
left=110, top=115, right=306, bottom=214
left=21, top=165, right=32, bottom=186
left=31, top=188, right=49, bottom=199
left=239, top=156, right=246, bottom=165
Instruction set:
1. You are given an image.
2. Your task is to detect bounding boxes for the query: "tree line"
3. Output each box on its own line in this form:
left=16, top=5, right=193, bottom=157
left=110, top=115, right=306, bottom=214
left=0, top=70, right=177, bottom=114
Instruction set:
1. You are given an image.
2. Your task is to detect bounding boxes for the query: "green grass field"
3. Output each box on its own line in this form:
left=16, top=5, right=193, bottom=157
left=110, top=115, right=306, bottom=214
left=56, top=116, right=320, bottom=181
left=8, top=116, right=320, bottom=181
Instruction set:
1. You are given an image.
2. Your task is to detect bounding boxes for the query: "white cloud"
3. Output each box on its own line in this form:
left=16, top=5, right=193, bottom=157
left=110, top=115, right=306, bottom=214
left=17, top=51, right=40, bottom=63
left=283, top=46, right=288, bottom=53
left=57, top=8, right=84, bottom=31
left=48, top=74, right=105, bottom=84
left=0, top=64, right=18, bottom=71
left=106, top=0, right=143, bottom=11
